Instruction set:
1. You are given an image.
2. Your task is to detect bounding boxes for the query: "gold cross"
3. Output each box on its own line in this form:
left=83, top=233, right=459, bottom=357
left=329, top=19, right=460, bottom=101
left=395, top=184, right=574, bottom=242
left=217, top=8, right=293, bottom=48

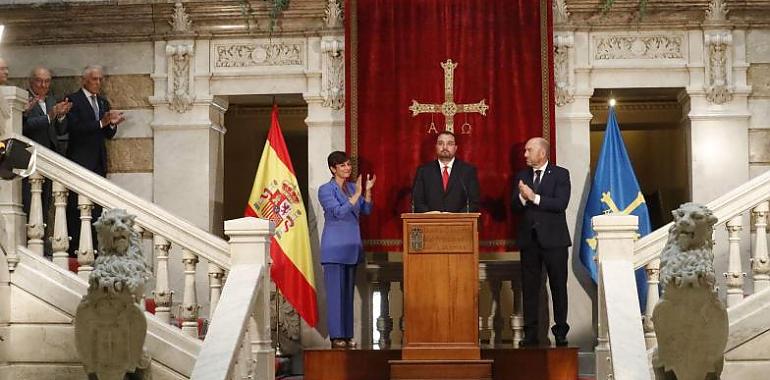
left=408, top=59, right=489, bottom=133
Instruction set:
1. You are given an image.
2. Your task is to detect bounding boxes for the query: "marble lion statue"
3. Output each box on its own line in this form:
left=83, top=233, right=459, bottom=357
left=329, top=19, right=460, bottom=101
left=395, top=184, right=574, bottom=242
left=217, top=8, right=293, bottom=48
left=658, top=202, right=718, bottom=292
left=652, top=202, right=727, bottom=380
left=89, top=208, right=149, bottom=298
left=75, top=209, right=151, bottom=380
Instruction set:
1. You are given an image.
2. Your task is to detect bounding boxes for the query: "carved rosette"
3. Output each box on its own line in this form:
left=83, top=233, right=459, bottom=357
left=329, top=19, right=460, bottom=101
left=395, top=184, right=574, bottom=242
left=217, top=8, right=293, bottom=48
left=214, top=42, right=304, bottom=68
left=704, top=32, right=733, bottom=105
left=166, top=43, right=195, bottom=113
left=594, top=35, right=684, bottom=60
left=554, top=34, right=574, bottom=107
left=270, top=290, right=301, bottom=354
left=321, top=39, right=344, bottom=110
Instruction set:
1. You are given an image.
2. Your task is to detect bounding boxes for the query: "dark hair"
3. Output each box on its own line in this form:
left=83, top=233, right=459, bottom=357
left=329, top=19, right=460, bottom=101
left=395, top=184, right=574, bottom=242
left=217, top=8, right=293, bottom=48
left=327, top=151, right=349, bottom=172
left=436, top=130, right=457, bottom=144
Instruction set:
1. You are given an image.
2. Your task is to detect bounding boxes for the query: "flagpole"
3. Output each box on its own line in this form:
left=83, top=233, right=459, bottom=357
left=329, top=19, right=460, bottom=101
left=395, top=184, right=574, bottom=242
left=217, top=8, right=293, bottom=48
left=275, top=288, right=285, bottom=357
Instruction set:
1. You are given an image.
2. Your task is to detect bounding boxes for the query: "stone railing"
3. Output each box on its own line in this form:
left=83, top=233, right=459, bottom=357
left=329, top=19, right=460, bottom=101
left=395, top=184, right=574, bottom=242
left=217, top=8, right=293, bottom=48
left=191, top=217, right=274, bottom=380
left=365, top=259, right=523, bottom=347
left=1, top=85, right=274, bottom=378
left=596, top=169, right=770, bottom=379
left=18, top=138, right=229, bottom=337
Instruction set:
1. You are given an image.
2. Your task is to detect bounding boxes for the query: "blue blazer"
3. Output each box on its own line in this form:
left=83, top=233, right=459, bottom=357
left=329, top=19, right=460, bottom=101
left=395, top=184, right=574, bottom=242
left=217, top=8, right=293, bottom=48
left=319, top=179, right=372, bottom=265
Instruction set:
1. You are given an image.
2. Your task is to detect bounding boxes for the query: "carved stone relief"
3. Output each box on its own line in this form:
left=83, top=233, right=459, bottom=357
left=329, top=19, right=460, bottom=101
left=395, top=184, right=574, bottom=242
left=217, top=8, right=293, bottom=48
left=594, top=34, right=684, bottom=60
left=704, top=32, right=733, bottom=104
left=324, top=0, right=343, bottom=29
left=553, top=0, right=569, bottom=25
left=705, top=0, right=729, bottom=23
left=170, top=1, right=193, bottom=34
left=321, top=39, right=344, bottom=110
left=554, top=34, right=574, bottom=107
left=214, top=42, right=304, bottom=68
left=166, top=43, right=195, bottom=113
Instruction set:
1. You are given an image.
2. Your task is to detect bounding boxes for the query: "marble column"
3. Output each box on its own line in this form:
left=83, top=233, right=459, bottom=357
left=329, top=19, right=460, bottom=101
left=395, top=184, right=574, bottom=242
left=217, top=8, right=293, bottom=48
left=150, top=38, right=227, bottom=316
left=303, top=32, right=347, bottom=348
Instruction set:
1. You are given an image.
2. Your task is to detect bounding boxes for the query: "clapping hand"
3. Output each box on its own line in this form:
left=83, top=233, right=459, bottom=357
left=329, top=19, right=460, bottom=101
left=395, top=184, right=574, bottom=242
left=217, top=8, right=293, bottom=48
left=365, top=174, right=376, bottom=191
left=50, top=98, right=73, bottom=119
left=24, top=95, right=42, bottom=113
left=354, top=174, right=363, bottom=196
left=518, top=180, right=535, bottom=202
left=100, top=110, right=126, bottom=127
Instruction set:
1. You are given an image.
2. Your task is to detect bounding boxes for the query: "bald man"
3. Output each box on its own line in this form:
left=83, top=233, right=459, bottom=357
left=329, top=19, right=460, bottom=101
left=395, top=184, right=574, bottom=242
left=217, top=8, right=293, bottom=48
left=0, top=58, right=8, bottom=85
left=512, top=137, right=572, bottom=347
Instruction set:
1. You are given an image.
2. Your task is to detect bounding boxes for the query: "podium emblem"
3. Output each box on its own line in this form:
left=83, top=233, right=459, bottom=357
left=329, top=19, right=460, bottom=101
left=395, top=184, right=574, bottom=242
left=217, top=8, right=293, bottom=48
left=410, top=227, right=424, bottom=251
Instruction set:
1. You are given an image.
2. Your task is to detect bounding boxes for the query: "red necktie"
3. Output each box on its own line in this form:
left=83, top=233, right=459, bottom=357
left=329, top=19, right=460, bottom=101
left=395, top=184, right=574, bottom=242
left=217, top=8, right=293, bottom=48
left=442, top=165, right=449, bottom=191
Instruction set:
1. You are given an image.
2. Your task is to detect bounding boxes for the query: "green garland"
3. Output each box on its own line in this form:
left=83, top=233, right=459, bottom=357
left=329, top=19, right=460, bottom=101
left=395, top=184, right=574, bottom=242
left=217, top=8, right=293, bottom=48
left=602, top=0, right=648, bottom=16
left=238, top=0, right=290, bottom=31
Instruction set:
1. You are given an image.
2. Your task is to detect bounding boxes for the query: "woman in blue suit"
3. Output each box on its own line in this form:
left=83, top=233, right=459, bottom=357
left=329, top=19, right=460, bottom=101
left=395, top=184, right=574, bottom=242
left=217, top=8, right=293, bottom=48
left=319, top=151, right=375, bottom=349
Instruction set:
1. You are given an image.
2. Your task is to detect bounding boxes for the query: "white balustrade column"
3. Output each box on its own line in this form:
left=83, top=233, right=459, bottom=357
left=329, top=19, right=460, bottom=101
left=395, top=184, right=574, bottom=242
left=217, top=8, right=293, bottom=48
left=725, top=216, right=746, bottom=307
left=751, top=201, right=770, bottom=292
left=76, top=195, right=95, bottom=280
left=596, top=264, right=611, bottom=380
left=510, top=280, right=524, bottom=347
left=376, top=282, right=392, bottom=348
left=51, top=182, right=69, bottom=269
left=224, top=217, right=274, bottom=380
left=643, top=258, right=660, bottom=349
left=0, top=86, right=29, bottom=272
left=487, top=280, right=503, bottom=346
left=208, top=263, right=225, bottom=317
left=181, top=248, right=200, bottom=338
left=132, top=223, right=147, bottom=311
left=26, top=172, right=45, bottom=255
left=152, top=235, right=173, bottom=323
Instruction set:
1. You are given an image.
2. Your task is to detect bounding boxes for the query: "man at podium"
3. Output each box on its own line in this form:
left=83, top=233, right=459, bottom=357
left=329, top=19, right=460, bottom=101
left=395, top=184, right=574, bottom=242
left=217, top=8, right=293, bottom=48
left=411, top=131, right=480, bottom=213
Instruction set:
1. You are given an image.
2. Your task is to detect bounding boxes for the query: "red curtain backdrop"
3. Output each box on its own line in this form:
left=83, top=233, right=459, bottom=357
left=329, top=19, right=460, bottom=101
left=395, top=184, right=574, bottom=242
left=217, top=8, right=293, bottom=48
left=345, top=0, right=555, bottom=252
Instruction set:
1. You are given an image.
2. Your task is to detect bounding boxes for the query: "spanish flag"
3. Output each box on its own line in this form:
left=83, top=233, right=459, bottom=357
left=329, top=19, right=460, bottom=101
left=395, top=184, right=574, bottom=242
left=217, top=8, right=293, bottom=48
left=245, top=105, right=318, bottom=327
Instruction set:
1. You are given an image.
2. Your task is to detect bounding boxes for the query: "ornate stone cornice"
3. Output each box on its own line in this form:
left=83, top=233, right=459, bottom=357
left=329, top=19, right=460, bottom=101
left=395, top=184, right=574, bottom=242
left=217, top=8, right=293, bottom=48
left=563, top=0, right=770, bottom=29
left=0, top=0, right=328, bottom=45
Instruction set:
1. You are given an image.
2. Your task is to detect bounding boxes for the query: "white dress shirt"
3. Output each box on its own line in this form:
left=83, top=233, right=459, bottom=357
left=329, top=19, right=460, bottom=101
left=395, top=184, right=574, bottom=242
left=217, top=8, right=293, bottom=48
left=437, top=157, right=456, bottom=176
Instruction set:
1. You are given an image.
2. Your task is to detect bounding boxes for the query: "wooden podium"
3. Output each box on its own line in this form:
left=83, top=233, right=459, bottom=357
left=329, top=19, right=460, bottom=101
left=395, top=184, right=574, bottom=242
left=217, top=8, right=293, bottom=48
left=390, top=213, right=492, bottom=380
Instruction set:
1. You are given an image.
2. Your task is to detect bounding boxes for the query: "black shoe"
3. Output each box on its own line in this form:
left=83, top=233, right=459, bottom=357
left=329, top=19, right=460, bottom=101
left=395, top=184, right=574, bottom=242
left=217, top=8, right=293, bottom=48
left=555, top=336, right=568, bottom=347
left=518, top=338, right=539, bottom=347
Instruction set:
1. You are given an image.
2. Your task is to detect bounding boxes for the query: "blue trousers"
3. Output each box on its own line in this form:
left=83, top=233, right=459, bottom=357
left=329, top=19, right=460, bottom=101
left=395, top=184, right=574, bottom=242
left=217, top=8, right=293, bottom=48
left=323, top=263, right=357, bottom=339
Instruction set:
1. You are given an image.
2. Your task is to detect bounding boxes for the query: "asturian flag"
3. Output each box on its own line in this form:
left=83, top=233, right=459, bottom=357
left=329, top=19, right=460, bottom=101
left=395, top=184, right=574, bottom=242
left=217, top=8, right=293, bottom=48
left=579, top=105, right=650, bottom=312
left=245, top=104, right=318, bottom=327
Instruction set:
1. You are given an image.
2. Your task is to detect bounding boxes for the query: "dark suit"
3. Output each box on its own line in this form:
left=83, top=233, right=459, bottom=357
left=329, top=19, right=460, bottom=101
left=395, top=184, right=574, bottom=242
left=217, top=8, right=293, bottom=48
left=512, top=163, right=571, bottom=341
left=412, top=159, right=480, bottom=213
left=22, top=95, right=68, bottom=250
left=65, top=89, right=116, bottom=176
left=65, top=89, right=117, bottom=256
left=22, top=94, right=67, bottom=152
